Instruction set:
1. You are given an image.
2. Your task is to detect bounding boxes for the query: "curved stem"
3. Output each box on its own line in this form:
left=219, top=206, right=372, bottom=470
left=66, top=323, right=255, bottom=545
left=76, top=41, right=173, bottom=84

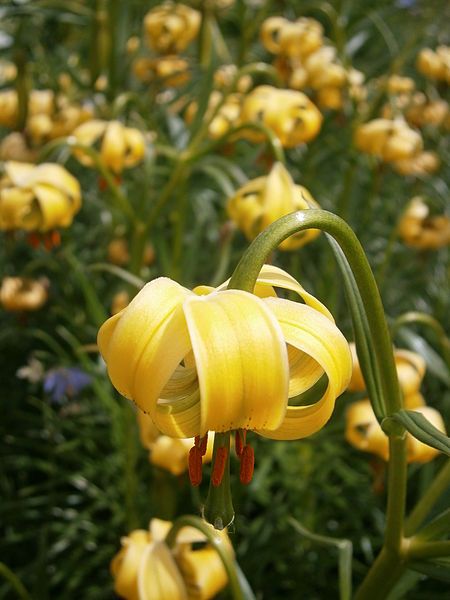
left=405, top=460, right=450, bottom=536
left=407, top=540, right=450, bottom=560
left=228, top=209, right=401, bottom=416
left=193, top=121, right=285, bottom=165
left=165, top=515, right=244, bottom=600
left=0, top=563, right=31, bottom=600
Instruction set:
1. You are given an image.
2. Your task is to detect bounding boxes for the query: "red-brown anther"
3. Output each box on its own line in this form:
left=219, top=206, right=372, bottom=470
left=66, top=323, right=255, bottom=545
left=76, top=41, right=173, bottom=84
left=188, top=445, right=203, bottom=487
left=235, top=429, right=247, bottom=457
left=27, top=233, right=41, bottom=248
left=198, top=433, right=208, bottom=456
left=239, top=445, right=255, bottom=485
left=211, top=445, right=229, bottom=487
left=50, top=230, right=61, bottom=247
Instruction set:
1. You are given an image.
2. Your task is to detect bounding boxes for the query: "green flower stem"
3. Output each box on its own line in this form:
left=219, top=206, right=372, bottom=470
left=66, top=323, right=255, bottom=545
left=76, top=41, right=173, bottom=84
left=392, top=312, right=450, bottom=367
left=67, top=141, right=136, bottom=222
left=414, top=508, right=450, bottom=541
left=198, top=6, right=214, bottom=69
left=354, top=547, right=406, bottom=600
left=129, top=221, right=148, bottom=278
left=14, top=45, right=29, bottom=131
left=144, top=161, right=188, bottom=234
left=384, top=434, right=408, bottom=553
left=405, top=460, right=450, bottom=536
left=0, top=563, right=31, bottom=600
left=407, top=540, right=450, bottom=560
left=203, top=432, right=234, bottom=531
left=193, top=122, right=285, bottom=165
left=122, top=401, right=139, bottom=530
left=228, top=209, right=401, bottom=416
left=165, top=515, right=244, bottom=600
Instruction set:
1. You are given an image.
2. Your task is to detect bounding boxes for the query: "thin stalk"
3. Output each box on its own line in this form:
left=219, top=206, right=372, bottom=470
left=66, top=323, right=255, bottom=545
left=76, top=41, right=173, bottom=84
left=354, top=547, right=406, bottom=600
left=407, top=540, right=450, bottom=560
left=165, top=515, right=244, bottom=600
left=384, top=434, right=408, bottom=552
left=0, top=563, right=31, bottom=600
left=122, top=402, right=139, bottom=530
left=405, top=460, right=450, bottom=536
left=145, top=162, right=188, bottom=234
left=228, top=210, right=401, bottom=416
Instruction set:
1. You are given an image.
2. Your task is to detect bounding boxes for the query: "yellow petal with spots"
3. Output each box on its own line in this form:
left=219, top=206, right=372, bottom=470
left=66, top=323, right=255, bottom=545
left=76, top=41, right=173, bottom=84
left=258, top=297, right=351, bottom=440
left=183, top=290, right=289, bottom=436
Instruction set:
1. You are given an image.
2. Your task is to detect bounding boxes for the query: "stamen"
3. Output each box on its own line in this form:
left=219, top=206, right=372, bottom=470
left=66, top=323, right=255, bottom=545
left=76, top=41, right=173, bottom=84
left=188, top=445, right=203, bottom=486
left=27, top=233, right=41, bottom=248
left=235, top=429, right=247, bottom=457
left=50, top=230, right=61, bottom=247
left=239, top=445, right=255, bottom=485
left=211, top=445, right=229, bottom=487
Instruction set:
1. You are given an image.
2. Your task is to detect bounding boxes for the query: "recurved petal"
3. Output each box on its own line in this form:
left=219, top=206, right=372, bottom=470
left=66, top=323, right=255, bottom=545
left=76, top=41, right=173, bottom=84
left=4, top=161, right=36, bottom=187
left=138, top=541, right=188, bottom=600
left=97, top=278, right=192, bottom=410
left=345, top=399, right=389, bottom=460
left=176, top=546, right=229, bottom=600
left=102, top=121, right=126, bottom=173
left=111, top=529, right=150, bottom=600
left=34, top=184, right=72, bottom=230
left=258, top=297, right=351, bottom=440
left=123, top=127, right=146, bottom=167
left=183, top=290, right=289, bottom=435
left=254, top=264, right=333, bottom=319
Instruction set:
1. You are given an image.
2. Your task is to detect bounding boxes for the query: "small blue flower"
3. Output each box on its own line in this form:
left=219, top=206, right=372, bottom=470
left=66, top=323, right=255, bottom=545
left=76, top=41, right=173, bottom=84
left=43, top=367, right=91, bottom=403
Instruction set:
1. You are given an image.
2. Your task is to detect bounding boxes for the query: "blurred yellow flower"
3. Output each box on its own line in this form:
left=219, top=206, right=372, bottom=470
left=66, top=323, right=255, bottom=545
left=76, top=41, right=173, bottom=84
left=398, top=197, right=450, bottom=250
left=354, top=118, right=423, bottom=162
left=137, top=411, right=214, bottom=476
left=347, top=343, right=426, bottom=400
left=386, top=75, right=415, bottom=95
left=227, top=162, right=320, bottom=250
left=240, top=85, right=322, bottom=146
left=144, top=2, right=201, bottom=54
left=185, top=91, right=242, bottom=139
left=111, top=290, right=131, bottom=315
left=417, top=46, right=450, bottom=82
left=133, top=56, right=190, bottom=87
left=0, top=133, right=37, bottom=162
left=0, top=161, right=81, bottom=232
left=98, top=265, right=351, bottom=484
left=72, top=120, right=145, bottom=174
left=393, top=151, right=440, bottom=177
left=111, top=518, right=232, bottom=600
left=261, top=16, right=323, bottom=58
left=346, top=400, right=446, bottom=463
left=0, top=89, right=55, bottom=129
left=0, top=277, right=48, bottom=312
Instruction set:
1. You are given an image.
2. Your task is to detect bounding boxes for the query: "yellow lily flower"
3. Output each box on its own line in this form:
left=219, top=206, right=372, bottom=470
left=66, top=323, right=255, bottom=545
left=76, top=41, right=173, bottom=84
left=0, top=161, right=81, bottom=232
left=71, top=120, right=145, bottom=174
left=393, top=151, right=440, bottom=177
left=137, top=411, right=214, bottom=476
left=354, top=118, right=423, bottom=162
left=133, top=56, right=190, bottom=87
left=240, top=85, right=323, bottom=147
left=347, top=343, right=426, bottom=401
left=143, top=3, right=201, bottom=54
left=98, top=264, right=351, bottom=485
left=214, top=65, right=252, bottom=94
left=386, top=75, right=415, bottom=95
left=0, top=277, right=48, bottom=312
left=185, top=91, right=242, bottom=140
left=0, top=133, right=37, bottom=163
left=346, top=400, right=446, bottom=463
left=405, top=97, right=448, bottom=128
left=398, top=197, right=450, bottom=250
left=227, top=162, right=320, bottom=250
left=111, top=518, right=232, bottom=600
left=417, top=46, right=450, bottom=82
left=260, top=16, right=323, bottom=58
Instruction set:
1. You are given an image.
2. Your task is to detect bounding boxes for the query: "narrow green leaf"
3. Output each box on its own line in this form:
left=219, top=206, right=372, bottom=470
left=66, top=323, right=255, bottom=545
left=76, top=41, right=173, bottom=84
left=387, top=410, right=450, bottom=456
left=289, top=518, right=352, bottom=600
left=409, top=559, right=450, bottom=582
